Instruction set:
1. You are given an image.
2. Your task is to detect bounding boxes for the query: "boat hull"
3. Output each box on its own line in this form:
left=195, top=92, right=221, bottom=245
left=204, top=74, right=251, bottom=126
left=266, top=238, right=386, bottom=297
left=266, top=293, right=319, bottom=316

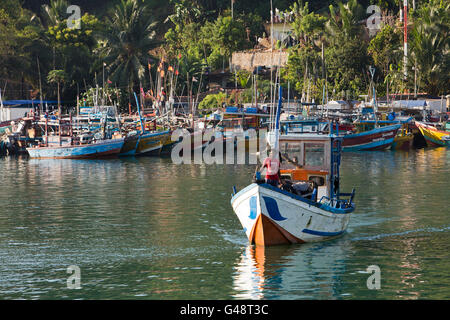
left=391, top=133, right=414, bottom=150
left=231, top=183, right=353, bottom=246
left=342, top=124, right=401, bottom=151
left=135, top=130, right=170, bottom=156
left=416, top=122, right=449, bottom=147
left=119, top=135, right=140, bottom=156
left=160, top=130, right=176, bottom=155
left=0, top=125, right=11, bottom=134
left=26, top=138, right=124, bottom=159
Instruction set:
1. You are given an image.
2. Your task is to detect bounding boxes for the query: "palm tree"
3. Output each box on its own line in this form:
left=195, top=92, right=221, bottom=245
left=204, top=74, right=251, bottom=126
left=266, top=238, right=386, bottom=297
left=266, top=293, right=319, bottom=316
left=166, top=0, right=202, bottom=26
left=98, top=0, right=160, bottom=105
left=41, top=0, right=69, bottom=27
left=290, top=1, right=311, bottom=46
left=47, top=69, right=67, bottom=115
left=325, top=0, right=365, bottom=43
left=408, top=1, right=449, bottom=95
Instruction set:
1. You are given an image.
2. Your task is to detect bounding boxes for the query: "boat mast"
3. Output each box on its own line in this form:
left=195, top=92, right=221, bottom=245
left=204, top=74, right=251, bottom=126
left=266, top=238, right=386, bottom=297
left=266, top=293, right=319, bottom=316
left=403, top=0, right=408, bottom=80
left=0, top=88, right=4, bottom=122
left=268, top=85, right=282, bottom=153
left=369, top=66, right=378, bottom=127
left=134, top=92, right=145, bottom=133
left=270, top=0, right=274, bottom=114
left=37, top=57, right=44, bottom=115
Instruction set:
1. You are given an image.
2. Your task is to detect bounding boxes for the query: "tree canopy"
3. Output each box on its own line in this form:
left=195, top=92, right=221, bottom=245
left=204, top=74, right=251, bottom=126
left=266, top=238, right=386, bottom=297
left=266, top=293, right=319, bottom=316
left=0, top=0, right=448, bottom=109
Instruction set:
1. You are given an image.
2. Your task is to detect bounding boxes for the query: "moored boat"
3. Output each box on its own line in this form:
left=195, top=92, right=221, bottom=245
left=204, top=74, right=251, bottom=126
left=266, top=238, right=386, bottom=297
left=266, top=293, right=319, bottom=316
left=391, top=129, right=414, bottom=150
left=135, top=130, right=171, bottom=156
left=119, top=134, right=140, bottom=156
left=415, top=121, right=450, bottom=147
left=27, top=138, right=124, bottom=159
left=342, top=124, right=401, bottom=151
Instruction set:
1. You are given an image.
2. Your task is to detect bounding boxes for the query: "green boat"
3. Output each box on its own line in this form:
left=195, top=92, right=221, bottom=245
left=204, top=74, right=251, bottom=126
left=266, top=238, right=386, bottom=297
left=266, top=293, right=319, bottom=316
left=0, top=122, right=11, bottom=134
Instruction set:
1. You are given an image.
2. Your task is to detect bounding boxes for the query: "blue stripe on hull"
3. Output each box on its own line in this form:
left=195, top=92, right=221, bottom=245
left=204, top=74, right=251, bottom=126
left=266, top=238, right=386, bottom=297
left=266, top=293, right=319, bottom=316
left=27, top=140, right=124, bottom=159
left=423, top=135, right=447, bottom=147
left=343, top=137, right=395, bottom=151
left=302, top=228, right=346, bottom=237
left=231, top=183, right=354, bottom=215
left=119, top=149, right=137, bottom=156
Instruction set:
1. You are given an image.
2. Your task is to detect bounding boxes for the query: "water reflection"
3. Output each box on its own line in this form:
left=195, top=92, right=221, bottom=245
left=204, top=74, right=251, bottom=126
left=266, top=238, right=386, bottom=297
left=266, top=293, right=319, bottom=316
left=232, top=239, right=353, bottom=300
left=0, top=147, right=448, bottom=299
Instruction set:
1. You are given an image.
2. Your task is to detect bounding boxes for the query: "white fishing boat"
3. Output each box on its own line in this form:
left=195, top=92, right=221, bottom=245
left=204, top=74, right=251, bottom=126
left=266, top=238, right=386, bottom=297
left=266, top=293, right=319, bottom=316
left=231, top=87, right=355, bottom=246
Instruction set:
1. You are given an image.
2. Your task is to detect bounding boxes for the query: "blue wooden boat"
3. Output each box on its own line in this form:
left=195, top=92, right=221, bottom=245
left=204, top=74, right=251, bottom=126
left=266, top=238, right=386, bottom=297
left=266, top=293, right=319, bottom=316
left=27, top=138, right=124, bottom=159
left=119, top=134, right=140, bottom=156
left=342, top=124, right=401, bottom=151
left=135, top=130, right=171, bottom=156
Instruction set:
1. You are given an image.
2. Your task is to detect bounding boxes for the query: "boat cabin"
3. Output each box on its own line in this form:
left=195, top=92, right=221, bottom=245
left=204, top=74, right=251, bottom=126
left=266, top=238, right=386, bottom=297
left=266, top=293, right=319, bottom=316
left=218, top=116, right=261, bottom=132
left=276, top=134, right=343, bottom=205
left=280, top=119, right=329, bottom=134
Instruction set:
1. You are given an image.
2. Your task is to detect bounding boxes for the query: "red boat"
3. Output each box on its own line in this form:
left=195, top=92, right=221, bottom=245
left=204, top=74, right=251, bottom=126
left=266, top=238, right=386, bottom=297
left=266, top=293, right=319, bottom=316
left=342, top=124, right=402, bottom=151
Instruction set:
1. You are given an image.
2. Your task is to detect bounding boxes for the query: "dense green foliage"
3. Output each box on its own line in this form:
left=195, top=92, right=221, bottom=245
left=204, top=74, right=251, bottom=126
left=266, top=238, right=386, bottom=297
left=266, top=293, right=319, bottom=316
left=0, top=0, right=448, bottom=110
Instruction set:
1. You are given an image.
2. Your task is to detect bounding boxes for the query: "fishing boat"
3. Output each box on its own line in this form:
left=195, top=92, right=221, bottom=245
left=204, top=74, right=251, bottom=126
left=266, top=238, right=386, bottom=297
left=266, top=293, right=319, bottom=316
left=391, top=128, right=414, bottom=150
left=351, top=117, right=414, bottom=150
left=119, top=134, right=140, bottom=156
left=220, top=107, right=270, bottom=151
left=231, top=87, right=355, bottom=246
left=0, top=120, right=12, bottom=134
left=126, top=92, right=173, bottom=156
left=135, top=129, right=171, bottom=155
left=27, top=138, right=124, bottom=159
left=415, top=121, right=450, bottom=147
left=341, top=124, right=401, bottom=151
left=24, top=110, right=125, bottom=159
left=280, top=118, right=402, bottom=151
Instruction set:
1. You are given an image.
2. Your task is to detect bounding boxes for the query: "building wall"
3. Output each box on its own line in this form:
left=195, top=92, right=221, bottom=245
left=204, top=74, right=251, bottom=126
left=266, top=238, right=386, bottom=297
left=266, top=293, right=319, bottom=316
left=231, top=51, right=289, bottom=72
left=0, top=107, right=29, bottom=122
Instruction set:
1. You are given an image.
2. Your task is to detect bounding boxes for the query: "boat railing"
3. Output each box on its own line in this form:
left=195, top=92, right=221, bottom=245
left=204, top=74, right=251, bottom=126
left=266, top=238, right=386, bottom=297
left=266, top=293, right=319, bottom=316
left=319, top=188, right=355, bottom=209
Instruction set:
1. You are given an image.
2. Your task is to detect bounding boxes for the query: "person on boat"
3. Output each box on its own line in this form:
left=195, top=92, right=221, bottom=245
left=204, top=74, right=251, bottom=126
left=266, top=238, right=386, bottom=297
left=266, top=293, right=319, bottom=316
left=260, top=151, right=281, bottom=187
left=281, top=153, right=302, bottom=169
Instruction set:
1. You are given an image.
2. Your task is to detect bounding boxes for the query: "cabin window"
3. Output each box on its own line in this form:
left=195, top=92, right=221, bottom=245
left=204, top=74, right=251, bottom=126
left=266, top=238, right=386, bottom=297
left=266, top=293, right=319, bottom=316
left=280, top=142, right=302, bottom=170
left=304, top=143, right=325, bottom=167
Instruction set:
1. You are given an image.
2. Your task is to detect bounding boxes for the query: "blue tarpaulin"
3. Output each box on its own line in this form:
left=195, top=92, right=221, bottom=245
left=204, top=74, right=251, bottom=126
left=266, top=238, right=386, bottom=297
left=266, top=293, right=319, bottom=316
left=226, top=106, right=239, bottom=113
left=1, top=100, right=58, bottom=106
left=245, top=107, right=258, bottom=113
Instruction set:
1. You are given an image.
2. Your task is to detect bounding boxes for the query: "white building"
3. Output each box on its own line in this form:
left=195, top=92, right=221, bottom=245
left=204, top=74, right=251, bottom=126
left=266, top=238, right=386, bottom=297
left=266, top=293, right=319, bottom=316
left=0, top=105, right=31, bottom=122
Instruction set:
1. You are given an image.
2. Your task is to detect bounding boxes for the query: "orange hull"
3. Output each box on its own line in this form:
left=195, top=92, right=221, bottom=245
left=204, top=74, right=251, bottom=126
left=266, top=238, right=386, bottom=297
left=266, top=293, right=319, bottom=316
left=250, top=214, right=304, bottom=246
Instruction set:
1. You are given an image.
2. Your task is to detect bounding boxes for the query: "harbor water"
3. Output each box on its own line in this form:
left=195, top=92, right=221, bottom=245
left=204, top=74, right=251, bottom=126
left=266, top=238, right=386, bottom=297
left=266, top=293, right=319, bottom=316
left=0, top=147, right=449, bottom=299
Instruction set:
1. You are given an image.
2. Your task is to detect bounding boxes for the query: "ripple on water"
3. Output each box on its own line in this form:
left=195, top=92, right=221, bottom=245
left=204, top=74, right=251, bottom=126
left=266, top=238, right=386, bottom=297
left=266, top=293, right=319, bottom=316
left=0, top=151, right=449, bottom=299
